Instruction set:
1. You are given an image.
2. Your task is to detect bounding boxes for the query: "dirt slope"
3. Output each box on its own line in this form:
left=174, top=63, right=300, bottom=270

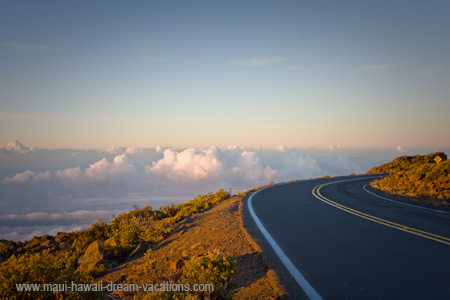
left=97, top=195, right=280, bottom=299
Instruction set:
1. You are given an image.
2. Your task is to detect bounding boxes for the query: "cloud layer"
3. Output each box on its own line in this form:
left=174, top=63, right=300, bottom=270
left=3, top=140, right=412, bottom=241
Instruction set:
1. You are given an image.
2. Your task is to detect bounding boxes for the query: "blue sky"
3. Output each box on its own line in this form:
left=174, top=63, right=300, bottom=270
left=1, top=1, right=450, bottom=149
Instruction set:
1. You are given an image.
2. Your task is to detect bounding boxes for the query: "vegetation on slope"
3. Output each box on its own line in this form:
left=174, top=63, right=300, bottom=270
left=0, top=189, right=232, bottom=299
left=367, top=152, right=450, bottom=207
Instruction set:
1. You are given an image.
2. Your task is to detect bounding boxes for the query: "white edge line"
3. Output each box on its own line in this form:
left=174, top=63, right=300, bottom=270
left=363, top=184, right=446, bottom=213
left=248, top=185, right=323, bottom=300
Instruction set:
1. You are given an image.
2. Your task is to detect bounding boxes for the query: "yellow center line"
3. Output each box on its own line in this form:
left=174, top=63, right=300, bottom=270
left=312, top=179, right=450, bottom=246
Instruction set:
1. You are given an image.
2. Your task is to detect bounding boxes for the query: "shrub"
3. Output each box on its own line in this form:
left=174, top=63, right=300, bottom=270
left=72, top=218, right=111, bottom=253
left=140, top=222, right=172, bottom=244
left=0, top=252, right=102, bottom=299
left=145, top=249, right=236, bottom=300
left=180, top=250, right=236, bottom=299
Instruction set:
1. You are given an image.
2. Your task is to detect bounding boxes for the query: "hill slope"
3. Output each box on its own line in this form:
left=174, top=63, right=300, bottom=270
left=367, top=152, right=450, bottom=207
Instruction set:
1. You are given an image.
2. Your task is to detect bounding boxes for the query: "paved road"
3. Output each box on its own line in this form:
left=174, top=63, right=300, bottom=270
left=244, top=175, right=450, bottom=300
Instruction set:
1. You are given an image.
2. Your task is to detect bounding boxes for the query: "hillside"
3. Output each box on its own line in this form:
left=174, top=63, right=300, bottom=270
left=367, top=152, right=450, bottom=208
left=0, top=188, right=281, bottom=299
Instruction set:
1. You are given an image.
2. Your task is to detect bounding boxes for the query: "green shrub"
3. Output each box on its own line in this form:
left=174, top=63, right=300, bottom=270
left=72, top=219, right=111, bottom=253
left=145, top=250, right=236, bottom=300
left=140, top=222, right=172, bottom=244
left=180, top=250, right=236, bottom=299
left=0, top=252, right=102, bottom=300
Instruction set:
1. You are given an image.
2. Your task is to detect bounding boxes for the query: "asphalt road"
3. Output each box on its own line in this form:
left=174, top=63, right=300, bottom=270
left=243, top=175, right=450, bottom=300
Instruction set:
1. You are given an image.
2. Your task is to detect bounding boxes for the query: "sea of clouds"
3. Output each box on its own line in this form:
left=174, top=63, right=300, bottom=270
left=0, top=140, right=434, bottom=241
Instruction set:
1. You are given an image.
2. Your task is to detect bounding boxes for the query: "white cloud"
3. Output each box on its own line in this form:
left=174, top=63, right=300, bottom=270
left=106, top=145, right=142, bottom=154
left=147, top=147, right=223, bottom=181
left=84, top=154, right=139, bottom=183
left=0, top=140, right=36, bottom=153
left=125, top=147, right=142, bottom=154
left=56, top=167, right=83, bottom=182
left=230, top=57, right=285, bottom=67
left=105, top=145, right=124, bottom=154
left=234, top=151, right=277, bottom=182
left=396, top=145, right=405, bottom=153
left=3, top=170, right=36, bottom=183
left=0, top=145, right=370, bottom=240
left=276, top=145, right=287, bottom=152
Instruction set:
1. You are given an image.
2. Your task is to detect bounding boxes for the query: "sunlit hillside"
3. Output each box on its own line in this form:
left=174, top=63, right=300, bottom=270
left=367, top=152, right=450, bottom=208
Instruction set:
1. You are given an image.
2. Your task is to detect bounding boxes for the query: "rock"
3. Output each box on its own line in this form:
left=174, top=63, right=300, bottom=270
left=0, top=243, right=9, bottom=256
left=54, top=236, right=62, bottom=243
left=41, top=239, right=57, bottom=247
left=104, top=237, right=118, bottom=249
left=59, top=242, right=70, bottom=251
left=190, top=242, right=201, bottom=250
left=125, top=242, right=149, bottom=260
left=77, top=240, right=105, bottom=273
left=169, top=258, right=185, bottom=270
left=181, top=250, right=189, bottom=258
left=41, top=234, right=51, bottom=241
left=58, top=238, right=74, bottom=251
left=24, top=237, right=41, bottom=249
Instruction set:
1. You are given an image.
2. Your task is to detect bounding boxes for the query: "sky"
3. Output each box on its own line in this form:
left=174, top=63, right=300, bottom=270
left=1, top=1, right=449, bottom=149
left=1, top=1, right=450, bottom=241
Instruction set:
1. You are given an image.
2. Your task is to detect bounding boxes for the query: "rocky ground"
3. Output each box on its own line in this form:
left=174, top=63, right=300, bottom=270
left=0, top=232, right=77, bottom=263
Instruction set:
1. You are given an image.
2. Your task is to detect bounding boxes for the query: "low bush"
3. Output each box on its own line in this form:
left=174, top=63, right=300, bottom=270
left=144, top=249, right=236, bottom=300
left=0, top=252, right=102, bottom=299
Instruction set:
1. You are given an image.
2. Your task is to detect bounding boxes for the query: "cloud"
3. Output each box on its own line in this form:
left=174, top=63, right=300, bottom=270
left=147, top=147, right=223, bottom=182
left=0, top=210, right=111, bottom=223
left=328, top=144, right=342, bottom=152
left=0, top=140, right=37, bottom=153
left=2, top=42, right=63, bottom=53
left=276, top=145, right=287, bottom=152
left=105, top=145, right=142, bottom=154
left=0, top=145, right=369, bottom=240
left=55, top=166, right=83, bottom=182
left=125, top=147, right=142, bottom=154
left=396, top=145, right=405, bottom=153
left=3, top=170, right=36, bottom=183
left=279, top=152, right=322, bottom=180
left=1, top=146, right=364, bottom=205
left=84, top=154, right=138, bottom=182
left=2, top=170, right=50, bottom=184
left=230, top=57, right=285, bottom=67
left=233, top=151, right=278, bottom=182
left=0, top=224, right=88, bottom=242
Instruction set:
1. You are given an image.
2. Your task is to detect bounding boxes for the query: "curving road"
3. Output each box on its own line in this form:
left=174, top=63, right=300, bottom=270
left=243, top=175, right=450, bottom=300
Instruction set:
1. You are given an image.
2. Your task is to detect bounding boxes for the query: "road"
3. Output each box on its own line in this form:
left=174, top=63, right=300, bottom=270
left=243, top=175, right=450, bottom=300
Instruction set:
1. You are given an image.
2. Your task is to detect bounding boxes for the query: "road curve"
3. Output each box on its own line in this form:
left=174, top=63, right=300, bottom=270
left=243, top=175, right=450, bottom=300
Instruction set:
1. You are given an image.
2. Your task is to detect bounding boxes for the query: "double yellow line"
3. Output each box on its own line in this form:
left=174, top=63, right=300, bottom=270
left=312, top=179, right=450, bottom=246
